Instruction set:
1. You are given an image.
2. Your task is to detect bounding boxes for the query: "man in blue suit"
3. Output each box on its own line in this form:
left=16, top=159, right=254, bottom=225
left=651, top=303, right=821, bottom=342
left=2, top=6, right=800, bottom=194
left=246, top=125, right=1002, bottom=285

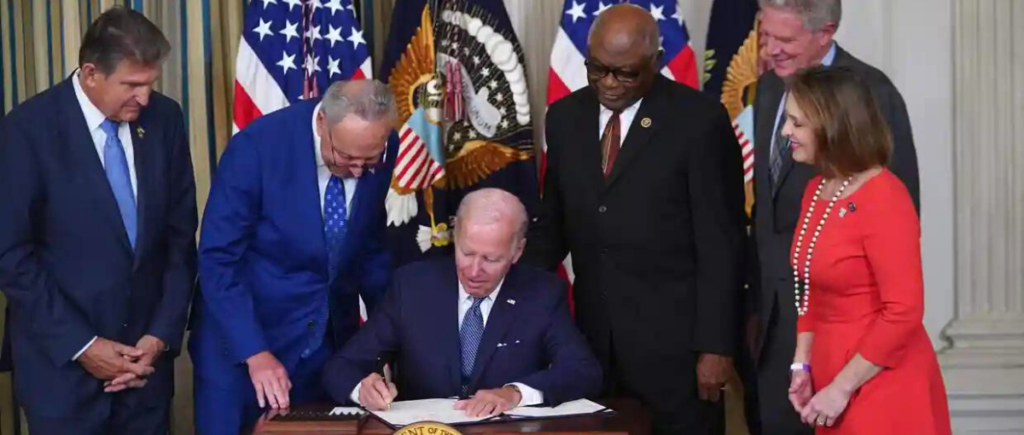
left=191, top=79, right=396, bottom=433
left=0, top=8, right=196, bottom=435
left=323, top=189, right=601, bottom=417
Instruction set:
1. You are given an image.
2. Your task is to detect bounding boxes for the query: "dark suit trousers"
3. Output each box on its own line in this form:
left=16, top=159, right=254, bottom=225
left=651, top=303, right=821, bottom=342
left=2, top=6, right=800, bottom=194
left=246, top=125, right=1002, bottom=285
left=26, top=394, right=170, bottom=435
left=603, top=336, right=724, bottom=435
left=756, top=290, right=813, bottom=435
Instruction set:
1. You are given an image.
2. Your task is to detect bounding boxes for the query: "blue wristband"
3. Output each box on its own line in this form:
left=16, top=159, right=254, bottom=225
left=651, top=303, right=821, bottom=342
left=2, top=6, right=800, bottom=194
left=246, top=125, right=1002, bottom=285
left=790, top=362, right=811, bottom=372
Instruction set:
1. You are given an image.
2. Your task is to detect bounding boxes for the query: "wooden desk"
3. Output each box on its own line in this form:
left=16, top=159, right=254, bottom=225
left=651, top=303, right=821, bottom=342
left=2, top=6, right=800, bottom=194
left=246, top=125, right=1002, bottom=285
left=253, top=399, right=650, bottom=435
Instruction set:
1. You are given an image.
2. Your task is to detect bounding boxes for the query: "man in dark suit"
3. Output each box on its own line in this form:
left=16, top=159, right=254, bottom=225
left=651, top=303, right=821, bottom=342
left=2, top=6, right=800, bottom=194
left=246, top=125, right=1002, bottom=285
left=750, top=1, right=920, bottom=433
left=524, top=5, right=747, bottom=434
left=324, top=189, right=601, bottom=417
left=0, top=8, right=196, bottom=435
left=191, top=80, right=396, bottom=434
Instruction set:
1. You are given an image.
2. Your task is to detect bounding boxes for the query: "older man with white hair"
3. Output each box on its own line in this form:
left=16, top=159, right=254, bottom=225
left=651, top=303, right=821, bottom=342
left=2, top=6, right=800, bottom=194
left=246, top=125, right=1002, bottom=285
left=323, top=188, right=601, bottom=417
left=191, top=79, right=397, bottom=434
left=749, top=1, right=919, bottom=433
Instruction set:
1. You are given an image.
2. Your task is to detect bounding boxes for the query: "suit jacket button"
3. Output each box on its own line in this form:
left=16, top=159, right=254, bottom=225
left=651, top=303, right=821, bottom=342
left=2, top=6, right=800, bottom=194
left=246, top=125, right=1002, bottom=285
left=598, top=205, right=607, bottom=213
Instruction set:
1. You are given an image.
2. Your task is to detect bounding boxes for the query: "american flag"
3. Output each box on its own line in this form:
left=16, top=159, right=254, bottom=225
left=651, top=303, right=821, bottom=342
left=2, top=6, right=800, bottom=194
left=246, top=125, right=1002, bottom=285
left=233, top=0, right=373, bottom=133
left=543, top=0, right=698, bottom=289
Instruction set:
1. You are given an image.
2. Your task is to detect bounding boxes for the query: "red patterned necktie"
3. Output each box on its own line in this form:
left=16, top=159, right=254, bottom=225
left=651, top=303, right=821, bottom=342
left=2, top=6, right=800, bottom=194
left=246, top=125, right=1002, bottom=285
left=601, top=111, right=622, bottom=178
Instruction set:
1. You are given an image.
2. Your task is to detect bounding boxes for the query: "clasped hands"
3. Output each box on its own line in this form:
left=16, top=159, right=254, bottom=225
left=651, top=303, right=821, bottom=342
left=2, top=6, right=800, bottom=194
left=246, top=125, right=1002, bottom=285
left=789, top=369, right=853, bottom=428
left=359, top=373, right=522, bottom=417
left=78, top=334, right=165, bottom=393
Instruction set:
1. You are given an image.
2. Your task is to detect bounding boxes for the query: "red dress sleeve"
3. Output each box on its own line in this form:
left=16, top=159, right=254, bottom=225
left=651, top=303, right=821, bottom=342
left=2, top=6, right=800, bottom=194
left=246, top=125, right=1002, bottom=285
left=855, top=174, right=924, bottom=368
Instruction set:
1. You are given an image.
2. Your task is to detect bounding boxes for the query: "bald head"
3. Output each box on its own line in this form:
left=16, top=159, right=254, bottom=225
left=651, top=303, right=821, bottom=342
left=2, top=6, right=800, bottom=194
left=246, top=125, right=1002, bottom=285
left=589, top=4, right=660, bottom=58
left=584, top=4, right=661, bottom=111
left=455, top=188, right=528, bottom=244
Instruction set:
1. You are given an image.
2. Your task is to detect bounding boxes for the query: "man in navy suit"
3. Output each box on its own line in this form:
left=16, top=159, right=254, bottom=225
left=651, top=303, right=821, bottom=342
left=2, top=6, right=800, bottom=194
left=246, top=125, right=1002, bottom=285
left=0, top=7, right=196, bottom=435
left=323, top=189, right=601, bottom=417
left=191, top=79, right=397, bottom=434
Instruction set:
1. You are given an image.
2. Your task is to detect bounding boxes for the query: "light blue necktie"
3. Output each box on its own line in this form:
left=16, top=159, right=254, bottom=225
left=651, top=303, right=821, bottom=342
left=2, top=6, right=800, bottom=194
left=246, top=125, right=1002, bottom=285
left=459, top=297, right=486, bottom=394
left=100, top=119, right=136, bottom=250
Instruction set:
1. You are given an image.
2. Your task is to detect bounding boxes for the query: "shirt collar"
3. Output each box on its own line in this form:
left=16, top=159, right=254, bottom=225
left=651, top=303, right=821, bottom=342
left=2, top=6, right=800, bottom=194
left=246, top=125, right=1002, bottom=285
left=72, top=71, right=109, bottom=133
left=458, top=278, right=505, bottom=304
left=600, top=97, right=643, bottom=118
left=312, top=102, right=326, bottom=169
left=821, top=42, right=838, bottom=67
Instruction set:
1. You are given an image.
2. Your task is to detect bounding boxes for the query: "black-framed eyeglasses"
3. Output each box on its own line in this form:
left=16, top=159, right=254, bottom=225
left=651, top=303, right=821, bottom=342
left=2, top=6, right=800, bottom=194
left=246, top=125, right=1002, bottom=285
left=585, top=60, right=643, bottom=84
left=584, top=54, right=659, bottom=85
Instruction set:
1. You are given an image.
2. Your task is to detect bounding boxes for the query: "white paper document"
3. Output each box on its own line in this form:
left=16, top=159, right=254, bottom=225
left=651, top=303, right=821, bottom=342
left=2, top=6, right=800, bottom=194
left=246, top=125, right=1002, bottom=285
left=505, top=399, right=609, bottom=418
left=370, top=398, right=492, bottom=427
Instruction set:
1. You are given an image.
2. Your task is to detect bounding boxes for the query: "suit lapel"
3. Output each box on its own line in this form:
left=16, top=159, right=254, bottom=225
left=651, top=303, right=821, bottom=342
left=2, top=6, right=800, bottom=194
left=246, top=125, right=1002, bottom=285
left=130, top=118, right=154, bottom=269
left=468, top=265, right=521, bottom=392
left=575, top=90, right=606, bottom=197
left=755, top=74, right=795, bottom=198
left=441, top=261, right=464, bottom=395
left=58, top=80, right=133, bottom=254
left=604, top=77, right=669, bottom=190
left=299, top=112, right=331, bottom=282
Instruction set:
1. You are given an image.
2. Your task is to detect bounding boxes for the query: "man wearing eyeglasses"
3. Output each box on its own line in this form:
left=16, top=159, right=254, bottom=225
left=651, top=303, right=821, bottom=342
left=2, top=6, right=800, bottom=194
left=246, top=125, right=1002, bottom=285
left=190, top=79, right=397, bottom=434
left=525, top=4, right=746, bottom=435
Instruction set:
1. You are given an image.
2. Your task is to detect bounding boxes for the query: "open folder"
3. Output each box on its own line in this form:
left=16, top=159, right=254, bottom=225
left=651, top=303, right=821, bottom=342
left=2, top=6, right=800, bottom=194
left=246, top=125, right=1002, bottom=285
left=368, top=398, right=613, bottom=428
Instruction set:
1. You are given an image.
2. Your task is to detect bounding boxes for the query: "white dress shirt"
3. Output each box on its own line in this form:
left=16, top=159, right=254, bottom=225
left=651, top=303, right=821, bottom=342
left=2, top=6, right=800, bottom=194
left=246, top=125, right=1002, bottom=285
left=349, top=279, right=544, bottom=407
left=71, top=72, right=139, bottom=361
left=598, top=97, right=643, bottom=148
left=312, top=102, right=358, bottom=217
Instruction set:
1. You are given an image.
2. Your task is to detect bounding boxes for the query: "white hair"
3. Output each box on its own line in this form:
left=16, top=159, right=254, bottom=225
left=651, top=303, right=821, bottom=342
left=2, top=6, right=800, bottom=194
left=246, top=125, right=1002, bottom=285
left=455, top=188, right=529, bottom=246
left=759, top=0, right=842, bottom=31
left=319, top=79, right=397, bottom=127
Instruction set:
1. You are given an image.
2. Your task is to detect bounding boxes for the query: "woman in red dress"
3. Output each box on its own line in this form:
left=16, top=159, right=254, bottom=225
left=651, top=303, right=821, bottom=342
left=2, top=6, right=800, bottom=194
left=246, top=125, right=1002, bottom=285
left=782, top=67, right=950, bottom=434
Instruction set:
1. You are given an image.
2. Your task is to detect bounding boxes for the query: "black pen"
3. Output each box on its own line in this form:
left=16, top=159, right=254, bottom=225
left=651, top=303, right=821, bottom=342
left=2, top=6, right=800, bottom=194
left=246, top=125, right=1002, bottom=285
left=375, top=354, right=391, bottom=410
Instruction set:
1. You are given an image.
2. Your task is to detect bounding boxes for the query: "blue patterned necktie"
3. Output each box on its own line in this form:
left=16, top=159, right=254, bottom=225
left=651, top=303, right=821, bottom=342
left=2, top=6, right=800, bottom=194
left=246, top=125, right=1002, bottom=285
left=324, top=175, right=348, bottom=271
left=459, top=297, right=486, bottom=394
left=100, top=119, right=137, bottom=250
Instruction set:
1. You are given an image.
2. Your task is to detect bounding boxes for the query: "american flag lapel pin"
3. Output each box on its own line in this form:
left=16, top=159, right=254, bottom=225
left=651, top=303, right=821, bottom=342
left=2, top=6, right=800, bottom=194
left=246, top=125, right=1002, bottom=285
left=507, top=298, right=516, bottom=305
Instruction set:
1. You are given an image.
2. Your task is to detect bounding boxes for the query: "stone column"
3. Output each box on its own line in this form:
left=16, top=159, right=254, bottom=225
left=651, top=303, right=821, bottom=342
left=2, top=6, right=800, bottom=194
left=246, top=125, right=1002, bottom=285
left=940, top=0, right=1024, bottom=432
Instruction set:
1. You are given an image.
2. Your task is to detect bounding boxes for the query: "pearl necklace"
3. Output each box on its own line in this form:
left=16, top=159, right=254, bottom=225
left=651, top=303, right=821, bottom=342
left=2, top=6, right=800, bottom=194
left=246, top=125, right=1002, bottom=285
left=793, top=177, right=853, bottom=316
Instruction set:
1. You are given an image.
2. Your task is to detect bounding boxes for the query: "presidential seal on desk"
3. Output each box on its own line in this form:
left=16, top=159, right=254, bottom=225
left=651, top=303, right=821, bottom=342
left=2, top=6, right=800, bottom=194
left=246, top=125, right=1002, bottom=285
left=394, top=421, right=463, bottom=435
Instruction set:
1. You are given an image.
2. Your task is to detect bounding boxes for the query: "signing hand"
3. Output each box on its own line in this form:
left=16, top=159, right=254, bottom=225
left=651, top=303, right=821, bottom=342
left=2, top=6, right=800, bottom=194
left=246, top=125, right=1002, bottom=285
left=800, top=382, right=852, bottom=428
left=247, top=351, right=292, bottom=409
left=358, top=373, right=398, bottom=411
left=454, top=387, right=522, bottom=418
left=696, top=353, right=732, bottom=402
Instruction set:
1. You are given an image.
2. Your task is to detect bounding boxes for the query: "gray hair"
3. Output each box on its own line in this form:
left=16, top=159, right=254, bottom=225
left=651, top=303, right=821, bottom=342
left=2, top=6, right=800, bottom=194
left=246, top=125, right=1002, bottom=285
left=455, top=188, right=529, bottom=247
left=319, top=79, right=398, bottom=128
left=759, top=0, right=842, bottom=32
left=588, top=4, right=661, bottom=57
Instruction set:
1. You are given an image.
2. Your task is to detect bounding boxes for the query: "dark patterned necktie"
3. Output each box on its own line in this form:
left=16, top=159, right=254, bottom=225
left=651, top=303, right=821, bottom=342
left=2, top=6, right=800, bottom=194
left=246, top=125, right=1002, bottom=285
left=769, top=101, right=791, bottom=186
left=601, top=111, right=622, bottom=178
